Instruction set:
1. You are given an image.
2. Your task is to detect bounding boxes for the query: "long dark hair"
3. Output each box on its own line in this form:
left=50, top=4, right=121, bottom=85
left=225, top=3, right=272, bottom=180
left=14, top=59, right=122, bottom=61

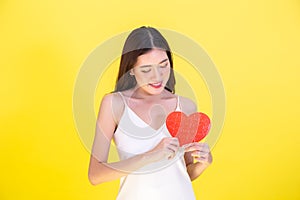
left=114, top=26, right=176, bottom=93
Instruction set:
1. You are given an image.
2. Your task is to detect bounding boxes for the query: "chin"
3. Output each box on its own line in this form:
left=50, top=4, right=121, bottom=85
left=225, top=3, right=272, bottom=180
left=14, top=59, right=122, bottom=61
left=142, top=85, right=165, bottom=95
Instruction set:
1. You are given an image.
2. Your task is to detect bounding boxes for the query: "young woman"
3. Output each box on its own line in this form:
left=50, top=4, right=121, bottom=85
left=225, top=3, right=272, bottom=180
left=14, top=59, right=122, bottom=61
left=88, top=26, right=212, bottom=200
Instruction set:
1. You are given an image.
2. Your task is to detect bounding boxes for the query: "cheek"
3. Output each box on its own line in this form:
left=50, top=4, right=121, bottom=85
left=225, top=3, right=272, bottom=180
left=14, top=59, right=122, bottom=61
left=163, top=68, right=171, bottom=80
left=134, top=73, right=150, bottom=85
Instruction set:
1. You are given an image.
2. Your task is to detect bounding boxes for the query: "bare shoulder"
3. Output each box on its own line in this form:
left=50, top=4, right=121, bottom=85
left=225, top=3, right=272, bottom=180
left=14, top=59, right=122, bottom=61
left=98, top=92, right=125, bottom=124
left=101, top=92, right=123, bottom=105
left=178, top=95, right=197, bottom=115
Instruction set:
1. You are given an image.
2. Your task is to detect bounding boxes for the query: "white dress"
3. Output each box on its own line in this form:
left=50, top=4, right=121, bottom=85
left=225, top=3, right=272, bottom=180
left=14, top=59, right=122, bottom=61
left=113, top=92, right=196, bottom=200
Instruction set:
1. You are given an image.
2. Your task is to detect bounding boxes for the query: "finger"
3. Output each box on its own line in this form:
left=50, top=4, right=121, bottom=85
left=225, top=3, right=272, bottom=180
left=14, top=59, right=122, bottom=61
left=194, top=156, right=207, bottom=162
left=167, top=144, right=179, bottom=153
left=166, top=149, right=176, bottom=160
left=191, top=151, right=209, bottom=157
left=190, top=147, right=210, bottom=155
left=198, top=148, right=210, bottom=154
left=169, top=138, right=180, bottom=147
left=184, top=143, right=203, bottom=152
left=185, top=143, right=210, bottom=152
left=195, top=157, right=207, bottom=163
left=191, top=150, right=200, bottom=157
left=182, top=143, right=194, bottom=149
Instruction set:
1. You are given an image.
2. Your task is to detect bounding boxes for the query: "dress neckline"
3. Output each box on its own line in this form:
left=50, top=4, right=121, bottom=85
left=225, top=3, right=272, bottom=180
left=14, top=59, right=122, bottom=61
left=125, top=105, right=166, bottom=132
left=118, top=91, right=181, bottom=132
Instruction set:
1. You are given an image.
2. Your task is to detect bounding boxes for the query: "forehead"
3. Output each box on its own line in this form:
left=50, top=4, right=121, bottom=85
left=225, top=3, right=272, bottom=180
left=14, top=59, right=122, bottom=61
left=135, top=48, right=168, bottom=66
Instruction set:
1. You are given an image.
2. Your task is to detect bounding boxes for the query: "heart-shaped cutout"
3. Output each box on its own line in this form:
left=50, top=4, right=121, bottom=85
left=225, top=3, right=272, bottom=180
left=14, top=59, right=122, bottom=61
left=166, top=112, right=211, bottom=146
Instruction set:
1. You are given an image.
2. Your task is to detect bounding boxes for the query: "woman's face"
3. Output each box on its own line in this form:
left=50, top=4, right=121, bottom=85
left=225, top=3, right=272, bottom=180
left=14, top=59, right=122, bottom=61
left=131, top=48, right=171, bottom=95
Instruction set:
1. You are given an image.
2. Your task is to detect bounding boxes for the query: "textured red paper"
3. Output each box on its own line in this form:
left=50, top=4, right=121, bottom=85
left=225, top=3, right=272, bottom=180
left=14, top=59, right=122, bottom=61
left=166, top=112, right=211, bottom=146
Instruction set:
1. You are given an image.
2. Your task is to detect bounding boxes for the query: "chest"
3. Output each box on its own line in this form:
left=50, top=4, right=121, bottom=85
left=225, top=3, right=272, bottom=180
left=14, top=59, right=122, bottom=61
left=126, top=101, right=176, bottom=130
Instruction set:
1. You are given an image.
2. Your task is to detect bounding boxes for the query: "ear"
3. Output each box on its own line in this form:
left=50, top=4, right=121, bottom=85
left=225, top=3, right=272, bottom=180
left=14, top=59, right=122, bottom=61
left=129, top=69, right=134, bottom=76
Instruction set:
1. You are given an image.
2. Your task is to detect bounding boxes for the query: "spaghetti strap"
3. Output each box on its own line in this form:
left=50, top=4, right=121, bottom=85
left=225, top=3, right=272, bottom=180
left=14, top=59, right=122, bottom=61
left=175, top=95, right=181, bottom=111
left=118, top=91, right=128, bottom=106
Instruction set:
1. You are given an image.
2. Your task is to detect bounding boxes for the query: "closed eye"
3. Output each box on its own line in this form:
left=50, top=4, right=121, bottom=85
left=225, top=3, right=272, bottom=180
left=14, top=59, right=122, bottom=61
left=141, top=68, right=151, bottom=73
left=160, top=63, right=169, bottom=68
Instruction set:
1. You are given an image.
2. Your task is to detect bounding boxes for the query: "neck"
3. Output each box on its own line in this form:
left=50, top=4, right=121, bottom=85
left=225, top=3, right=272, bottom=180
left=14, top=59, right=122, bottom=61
left=131, top=87, right=167, bottom=101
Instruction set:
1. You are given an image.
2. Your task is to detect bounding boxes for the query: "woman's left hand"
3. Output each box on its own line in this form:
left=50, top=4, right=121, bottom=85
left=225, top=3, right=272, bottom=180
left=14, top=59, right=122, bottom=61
left=184, top=142, right=213, bottom=166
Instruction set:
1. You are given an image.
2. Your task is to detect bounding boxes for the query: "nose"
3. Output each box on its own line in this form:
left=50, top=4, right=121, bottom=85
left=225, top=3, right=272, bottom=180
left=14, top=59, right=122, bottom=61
left=151, top=65, right=162, bottom=81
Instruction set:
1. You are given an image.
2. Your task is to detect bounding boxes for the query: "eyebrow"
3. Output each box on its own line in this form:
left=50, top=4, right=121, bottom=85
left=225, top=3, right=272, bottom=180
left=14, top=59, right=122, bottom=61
left=139, top=58, right=169, bottom=68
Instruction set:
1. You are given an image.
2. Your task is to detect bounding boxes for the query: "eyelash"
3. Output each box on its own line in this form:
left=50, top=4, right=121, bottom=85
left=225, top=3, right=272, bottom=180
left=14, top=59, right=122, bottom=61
left=141, top=63, right=168, bottom=73
left=160, top=63, right=168, bottom=68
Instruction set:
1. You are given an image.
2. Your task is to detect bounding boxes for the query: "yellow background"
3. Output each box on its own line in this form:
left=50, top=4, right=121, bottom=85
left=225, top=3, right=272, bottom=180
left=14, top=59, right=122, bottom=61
left=1, top=0, right=299, bottom=199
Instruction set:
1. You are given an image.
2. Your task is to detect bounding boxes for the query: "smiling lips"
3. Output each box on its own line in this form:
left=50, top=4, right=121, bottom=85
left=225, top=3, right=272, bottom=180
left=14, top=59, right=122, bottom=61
left=149, top=82, right=163, bottom=89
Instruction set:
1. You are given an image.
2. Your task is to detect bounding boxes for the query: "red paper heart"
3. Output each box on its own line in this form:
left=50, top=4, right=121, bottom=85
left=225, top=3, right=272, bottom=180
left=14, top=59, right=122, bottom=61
left=166, top=112, right=211, bottom=146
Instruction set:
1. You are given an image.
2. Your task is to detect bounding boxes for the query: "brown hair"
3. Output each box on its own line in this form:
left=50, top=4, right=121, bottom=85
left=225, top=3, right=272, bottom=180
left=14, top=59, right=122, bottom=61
left=114, top=26, right=176, bottom=93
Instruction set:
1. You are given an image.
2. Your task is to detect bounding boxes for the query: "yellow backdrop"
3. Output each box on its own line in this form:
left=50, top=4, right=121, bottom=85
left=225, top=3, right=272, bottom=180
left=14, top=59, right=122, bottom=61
left=1, top=0, right=299, bottom=199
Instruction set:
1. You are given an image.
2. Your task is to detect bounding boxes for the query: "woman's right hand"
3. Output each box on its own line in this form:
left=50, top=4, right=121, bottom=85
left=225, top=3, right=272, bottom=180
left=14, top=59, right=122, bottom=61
left=144, top=137, right=180, bottom=163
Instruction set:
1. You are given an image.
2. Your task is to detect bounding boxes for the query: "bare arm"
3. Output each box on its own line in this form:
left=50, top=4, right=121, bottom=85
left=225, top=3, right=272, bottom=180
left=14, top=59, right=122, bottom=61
left=88, top=94, right=150, bottom=185
left=89, top=152, right=151, bottom=185
left=180, top=96, right=213, bottom=181
left=88, top=93, right=179, bottom=185
left=184, top=138, right=213, bottom=181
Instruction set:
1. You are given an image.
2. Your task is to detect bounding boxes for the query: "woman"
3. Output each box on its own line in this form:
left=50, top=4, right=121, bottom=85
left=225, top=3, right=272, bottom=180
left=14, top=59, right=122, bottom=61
left=88, top=26, right=212, bottom=200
